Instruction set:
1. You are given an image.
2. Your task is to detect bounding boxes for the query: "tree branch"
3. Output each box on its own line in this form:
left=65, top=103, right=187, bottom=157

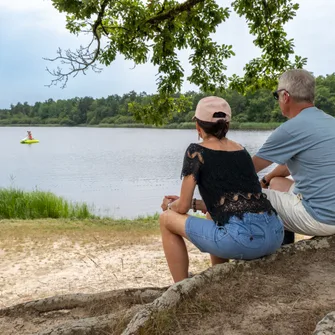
left=45, top=0, right=206, bottom=88
left=146, top=0, right=204, bottom=25
left=45, top=0, right=110, bottom=88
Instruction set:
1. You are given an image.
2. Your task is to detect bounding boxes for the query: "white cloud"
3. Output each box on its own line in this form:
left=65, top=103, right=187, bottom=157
left=1, top=0, right=335, bottom=108
left=0, top=0, right=51, bottom=11
left=285, top=0, right=335, bottom=75
left=0, top=0, right=68, bottom=34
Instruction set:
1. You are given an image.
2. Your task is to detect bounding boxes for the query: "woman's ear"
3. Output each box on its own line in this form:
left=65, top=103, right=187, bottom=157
left=195, top=122, right=202, bottom=140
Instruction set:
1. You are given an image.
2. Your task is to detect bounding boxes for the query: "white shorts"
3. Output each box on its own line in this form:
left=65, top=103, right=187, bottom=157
left=263, top=185, right=335, bottom=236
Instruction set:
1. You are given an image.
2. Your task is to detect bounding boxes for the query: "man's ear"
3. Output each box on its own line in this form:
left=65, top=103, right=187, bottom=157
left=284, top=91, right=291, bottom=103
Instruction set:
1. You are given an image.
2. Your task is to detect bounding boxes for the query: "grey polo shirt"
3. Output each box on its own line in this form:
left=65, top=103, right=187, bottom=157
left=256, top=107, right=335, bottom=225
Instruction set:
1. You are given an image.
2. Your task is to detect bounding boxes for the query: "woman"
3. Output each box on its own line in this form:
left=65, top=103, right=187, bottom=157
left=160, top=96, right=284, bottom=283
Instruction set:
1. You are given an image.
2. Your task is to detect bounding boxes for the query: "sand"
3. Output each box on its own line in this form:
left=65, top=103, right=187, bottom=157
left=0, top=237, right=209, bottom=308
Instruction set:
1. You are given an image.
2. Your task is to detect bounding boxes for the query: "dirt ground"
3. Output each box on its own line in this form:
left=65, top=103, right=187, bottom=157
left=1, top=230, right=334, bottom=335
left=162, top=245, right=335, bottom=335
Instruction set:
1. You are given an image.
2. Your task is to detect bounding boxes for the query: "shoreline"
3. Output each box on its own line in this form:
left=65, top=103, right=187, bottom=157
left=0, top=122, right=281, bottom=131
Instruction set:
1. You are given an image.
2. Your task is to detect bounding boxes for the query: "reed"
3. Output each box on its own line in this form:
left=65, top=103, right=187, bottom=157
left=0, top=188, right=94, bottom=220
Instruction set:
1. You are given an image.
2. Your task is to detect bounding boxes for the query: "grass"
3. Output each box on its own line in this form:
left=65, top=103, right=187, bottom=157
left=0, top=188, right=94, bottom=220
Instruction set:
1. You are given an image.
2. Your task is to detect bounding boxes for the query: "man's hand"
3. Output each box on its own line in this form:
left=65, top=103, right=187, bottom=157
left=260, top=176, right=270, bottom=189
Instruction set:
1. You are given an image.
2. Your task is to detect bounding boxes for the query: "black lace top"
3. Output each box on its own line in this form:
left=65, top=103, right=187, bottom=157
left=181, top=143, right=276, bottom=226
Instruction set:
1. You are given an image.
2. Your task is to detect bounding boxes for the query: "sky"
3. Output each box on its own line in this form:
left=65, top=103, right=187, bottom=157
left=0, top=0, right=334, bottom=109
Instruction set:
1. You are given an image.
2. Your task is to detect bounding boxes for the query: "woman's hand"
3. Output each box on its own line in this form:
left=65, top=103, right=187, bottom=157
left=161, top=195, right=179, bottom=211
left=196, top=199, right=207, bottom=214
left=165, top=195, right=180, bottom=202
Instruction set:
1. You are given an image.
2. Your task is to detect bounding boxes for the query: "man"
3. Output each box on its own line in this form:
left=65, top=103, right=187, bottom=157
left=253, top=69, right=335, bottom=243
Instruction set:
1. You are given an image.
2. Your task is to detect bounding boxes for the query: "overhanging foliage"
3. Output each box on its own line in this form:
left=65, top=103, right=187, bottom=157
left=46, top=0, right=307, bottom=124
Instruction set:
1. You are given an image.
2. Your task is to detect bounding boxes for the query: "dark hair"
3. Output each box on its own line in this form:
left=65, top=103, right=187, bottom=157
left=195, top=112, right=229, bottom=140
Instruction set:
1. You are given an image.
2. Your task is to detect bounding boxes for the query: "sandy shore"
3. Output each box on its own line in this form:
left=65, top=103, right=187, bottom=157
left=0, top=236, right=209, bottom=308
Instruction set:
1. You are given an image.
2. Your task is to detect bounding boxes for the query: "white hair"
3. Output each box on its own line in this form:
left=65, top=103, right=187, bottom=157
left=278, top=69, right=315, bottom=103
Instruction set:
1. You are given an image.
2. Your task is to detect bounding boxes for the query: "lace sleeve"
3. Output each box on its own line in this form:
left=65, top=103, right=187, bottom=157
left=180, top=144, right=203, bottom=183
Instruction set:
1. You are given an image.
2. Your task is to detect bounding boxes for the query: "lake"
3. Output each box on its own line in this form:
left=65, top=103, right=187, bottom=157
left=0, top=127, right=274, bottom=218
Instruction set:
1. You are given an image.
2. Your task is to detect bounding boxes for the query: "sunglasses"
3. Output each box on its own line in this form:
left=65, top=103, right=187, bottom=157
left=273, top=89, right=289, bottom=100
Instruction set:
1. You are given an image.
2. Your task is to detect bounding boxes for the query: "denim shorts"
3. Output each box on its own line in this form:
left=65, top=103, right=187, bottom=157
left=185, top=212, right=284, bottom=260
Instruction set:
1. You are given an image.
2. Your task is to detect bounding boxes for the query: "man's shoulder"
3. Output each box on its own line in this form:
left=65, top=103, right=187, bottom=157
left=278, top=107, right=322, bottom=134
left=272, top=119, right=295, bottom=137
left=282, top=107, right=335, bottom=141
left=295, top=106, right=335, bottom=128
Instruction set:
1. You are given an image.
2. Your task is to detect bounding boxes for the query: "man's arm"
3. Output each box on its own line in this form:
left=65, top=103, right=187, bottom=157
left=265, top=164, right=290, bottom=180
left=252, top=155, right=273, bottom=173
left=253, top=155, right=290, bottom=187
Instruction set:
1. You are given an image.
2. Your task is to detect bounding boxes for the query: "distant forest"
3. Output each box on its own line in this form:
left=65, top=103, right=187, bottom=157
left=1, top=74, right=334, bottom=127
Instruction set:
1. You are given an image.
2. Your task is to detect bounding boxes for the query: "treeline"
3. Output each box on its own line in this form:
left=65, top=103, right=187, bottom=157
left=1, top=74, right=335, bottom=127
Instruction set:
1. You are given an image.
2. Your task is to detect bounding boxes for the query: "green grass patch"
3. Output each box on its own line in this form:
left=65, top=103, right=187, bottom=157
left=0, top=188, right=94, bottom=220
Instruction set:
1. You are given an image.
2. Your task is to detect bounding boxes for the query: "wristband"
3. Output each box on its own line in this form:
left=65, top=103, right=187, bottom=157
left=261, top=177, right=270, bottom=187
left=192, top=198, right=197, bottom=212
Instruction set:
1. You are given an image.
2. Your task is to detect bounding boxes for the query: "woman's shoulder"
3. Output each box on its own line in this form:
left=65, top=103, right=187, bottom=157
left=189, top=141, right=247, bottom=154
left=225, top=139, right=244, bottom=151
left=186, top=143, right=203, bottom=153
left=186, top=142, right=251, bottom=159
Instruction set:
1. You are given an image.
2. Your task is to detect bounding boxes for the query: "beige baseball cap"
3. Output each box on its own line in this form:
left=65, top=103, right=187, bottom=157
left=193, top=96, right=232, bottom=122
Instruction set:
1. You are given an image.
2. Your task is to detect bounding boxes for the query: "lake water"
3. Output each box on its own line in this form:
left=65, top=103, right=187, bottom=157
left=0, top=127, right=274, bottom=218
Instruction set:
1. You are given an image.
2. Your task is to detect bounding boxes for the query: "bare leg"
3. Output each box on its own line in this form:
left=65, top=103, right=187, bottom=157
left=269, top=177, right=294, bottom=192
left=205, top=212, right=229, bottom=265
left=159, top=210, right=190, bottom=283
left=210, top=254, right=229, bottom=266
